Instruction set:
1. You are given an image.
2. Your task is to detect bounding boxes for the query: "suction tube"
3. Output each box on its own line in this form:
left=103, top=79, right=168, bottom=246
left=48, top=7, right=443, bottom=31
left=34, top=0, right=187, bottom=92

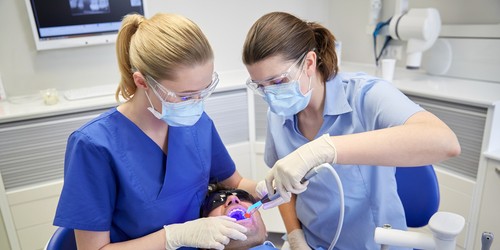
left=322, top=163, right=344, bottom=250
left=306, top=163, right=345, bottom=250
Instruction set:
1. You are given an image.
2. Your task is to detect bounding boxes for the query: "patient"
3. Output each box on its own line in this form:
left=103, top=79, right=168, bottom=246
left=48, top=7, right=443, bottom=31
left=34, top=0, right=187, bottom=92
left=200, top=184, right=279, bottom=250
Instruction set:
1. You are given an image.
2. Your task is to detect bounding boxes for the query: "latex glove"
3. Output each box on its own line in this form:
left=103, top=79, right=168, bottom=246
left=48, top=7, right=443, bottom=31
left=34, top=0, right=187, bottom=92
left=266, top=134, right=336, bottom=197
left=255, top=180, right=290, bottom=209
left=163, top=216, right=247, bottom=250
left=287, top=229, right=312, bottom=250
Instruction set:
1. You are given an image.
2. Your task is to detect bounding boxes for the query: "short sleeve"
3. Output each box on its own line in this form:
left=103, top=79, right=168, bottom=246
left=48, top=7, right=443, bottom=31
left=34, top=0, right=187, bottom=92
left=54, top=131, right=117, bottom=231
left=356, top=80, right=423, bottom=130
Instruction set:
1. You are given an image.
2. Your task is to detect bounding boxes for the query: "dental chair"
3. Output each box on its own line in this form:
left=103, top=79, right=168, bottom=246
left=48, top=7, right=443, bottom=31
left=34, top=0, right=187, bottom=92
left=373, top=165, right=460, bottom=250
left=44, top=227, right=76, bottom=250
left=395, top=165, right=440, bottom=227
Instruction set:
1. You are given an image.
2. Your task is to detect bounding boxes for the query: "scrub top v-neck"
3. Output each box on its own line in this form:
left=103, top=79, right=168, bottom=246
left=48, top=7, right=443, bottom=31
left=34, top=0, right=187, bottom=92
left=54, top=108, right=235, bottom=246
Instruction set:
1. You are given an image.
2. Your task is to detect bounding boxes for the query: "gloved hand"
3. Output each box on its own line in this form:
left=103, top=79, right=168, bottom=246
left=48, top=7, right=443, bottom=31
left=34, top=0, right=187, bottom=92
left=255, top=180, right=290, bottom=209
left=287, top=229, right=312, bottom=250
left=163, top=216, right=247, bottom=250
left=266, top=134, right=336, bottom=197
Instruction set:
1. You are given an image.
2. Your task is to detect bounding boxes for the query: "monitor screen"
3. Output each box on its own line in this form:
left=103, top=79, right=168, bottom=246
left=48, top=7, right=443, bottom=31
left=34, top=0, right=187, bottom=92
left=24, top=0, right=145, bottom=51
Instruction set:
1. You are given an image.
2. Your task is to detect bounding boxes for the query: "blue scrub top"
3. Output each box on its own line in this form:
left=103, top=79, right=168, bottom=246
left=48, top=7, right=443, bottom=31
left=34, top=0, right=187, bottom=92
left=54, top=108, right=235, bottom=249
left=264, top=72, right=423, bottom=250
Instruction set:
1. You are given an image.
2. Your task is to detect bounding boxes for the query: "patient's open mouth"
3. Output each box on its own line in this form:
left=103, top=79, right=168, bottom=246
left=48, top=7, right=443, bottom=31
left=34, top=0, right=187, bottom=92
left=228, top=208, right=247, bottom=221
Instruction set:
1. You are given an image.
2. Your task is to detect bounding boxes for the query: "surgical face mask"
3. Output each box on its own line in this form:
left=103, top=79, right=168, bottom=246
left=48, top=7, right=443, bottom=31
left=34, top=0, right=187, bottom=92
left=144, top=73, right=218, bottom=127
left=145, top=92, right=204, bottom=127
left=262, top=77, right=312, bottom=116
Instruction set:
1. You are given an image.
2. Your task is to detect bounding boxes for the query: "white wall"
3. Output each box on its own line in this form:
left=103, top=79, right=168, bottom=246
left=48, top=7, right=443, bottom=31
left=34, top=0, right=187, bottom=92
left=0, top=0, right=332, bottom=97
left=329, top=0, right=500, bottom=66
left=2, top=0, right=498, bottom=97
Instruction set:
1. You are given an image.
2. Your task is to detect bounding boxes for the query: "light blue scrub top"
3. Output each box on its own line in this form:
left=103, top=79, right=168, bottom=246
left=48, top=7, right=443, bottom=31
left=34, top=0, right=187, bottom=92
left=54, top=108, right=235, bottom=249
left=264, top=72, right=423, bottom=250
left=249, top=241, right=279, bottom=249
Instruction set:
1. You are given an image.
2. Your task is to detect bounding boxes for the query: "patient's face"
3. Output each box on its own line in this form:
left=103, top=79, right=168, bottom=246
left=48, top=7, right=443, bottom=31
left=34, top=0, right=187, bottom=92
left=204, top=190, right=267, bottom=249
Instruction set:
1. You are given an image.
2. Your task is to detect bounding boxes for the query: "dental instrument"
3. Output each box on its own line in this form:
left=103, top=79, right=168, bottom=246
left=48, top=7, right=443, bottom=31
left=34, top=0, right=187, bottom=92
left=245, top=166, right=321, bottom=218
left=245, top=163, right=345, bottom=250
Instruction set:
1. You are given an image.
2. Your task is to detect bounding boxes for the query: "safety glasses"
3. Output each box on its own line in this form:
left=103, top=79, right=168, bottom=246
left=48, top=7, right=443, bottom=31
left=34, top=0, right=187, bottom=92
left=147, top=72, right=219, bottom=103
left=201, top=189, right=256, bottom=217
left=246, top=53, right=307, bottom=96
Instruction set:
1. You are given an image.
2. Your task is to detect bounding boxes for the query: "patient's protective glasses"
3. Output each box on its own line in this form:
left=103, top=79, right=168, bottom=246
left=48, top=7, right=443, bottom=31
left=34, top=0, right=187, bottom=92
left=246, top=53, right=307, bottom=96
left=201, top=189, right=256, bottom=217
left=147, top=72, right=219, bottom=103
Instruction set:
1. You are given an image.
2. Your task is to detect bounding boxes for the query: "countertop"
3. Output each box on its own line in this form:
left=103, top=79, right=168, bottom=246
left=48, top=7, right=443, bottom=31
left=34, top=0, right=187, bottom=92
left=340, top=62, right=500, bottom=108
left=484, top=150, right=500, bottom=161
left=0, top=70, right=249, bottom=123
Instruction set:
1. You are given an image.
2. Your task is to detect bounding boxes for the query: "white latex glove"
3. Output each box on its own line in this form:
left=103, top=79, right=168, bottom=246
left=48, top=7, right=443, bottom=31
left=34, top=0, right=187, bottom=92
left=255, top=180, right=290, bottom=209
left=266, top=134, right=337, bottom=197
left=287, top=229, right=312, bottom=250
left=163, top=216, right=247, bottom=250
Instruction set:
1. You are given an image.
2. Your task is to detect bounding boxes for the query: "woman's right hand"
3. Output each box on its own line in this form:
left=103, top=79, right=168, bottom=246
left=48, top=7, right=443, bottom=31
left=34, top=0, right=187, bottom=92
left=266, top=134, right=337, bottom=198
left=163, top=216, right=247, bottom=250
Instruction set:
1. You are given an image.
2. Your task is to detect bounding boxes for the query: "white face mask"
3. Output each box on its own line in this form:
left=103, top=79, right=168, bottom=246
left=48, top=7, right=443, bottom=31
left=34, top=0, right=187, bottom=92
left=145, top=92, right=204, bottom=127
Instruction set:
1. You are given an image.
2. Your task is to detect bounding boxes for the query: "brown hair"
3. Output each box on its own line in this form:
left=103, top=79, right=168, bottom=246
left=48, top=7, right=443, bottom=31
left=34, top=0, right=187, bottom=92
left=115, top=13, right=213, bottom=101
left=242, top=12, right=338, bottom=82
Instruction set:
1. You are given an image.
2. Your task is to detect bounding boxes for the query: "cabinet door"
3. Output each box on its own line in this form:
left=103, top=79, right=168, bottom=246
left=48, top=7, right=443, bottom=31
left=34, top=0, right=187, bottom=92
left=205, top=89, right=251, bottom=178
left=475, top=158, right=500, bottom=250
left=205, top=89, right=248, bottom=144
left=0, top=108, right=109, bottom=190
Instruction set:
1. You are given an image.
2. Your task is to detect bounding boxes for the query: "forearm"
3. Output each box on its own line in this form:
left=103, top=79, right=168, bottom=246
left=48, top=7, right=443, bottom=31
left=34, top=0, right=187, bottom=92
left=333, top=111, right=460, bottom=167
left=279, top=195, right=301, bottom=233
left=220, top=171, right=258, bottom=198
left=279, top=196, right=311, bottom=250
left=236, top=177, right=259, bottom=198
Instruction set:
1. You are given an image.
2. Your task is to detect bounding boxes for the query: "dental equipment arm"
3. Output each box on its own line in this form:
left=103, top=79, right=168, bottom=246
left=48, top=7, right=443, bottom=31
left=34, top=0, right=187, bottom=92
left=388, top=0, right=441, bottom=69
left=374, top=211, right=465, bottom=250
left=163, top=216, right=247, bottom=250
left=265, top=134, right=337, bottom=199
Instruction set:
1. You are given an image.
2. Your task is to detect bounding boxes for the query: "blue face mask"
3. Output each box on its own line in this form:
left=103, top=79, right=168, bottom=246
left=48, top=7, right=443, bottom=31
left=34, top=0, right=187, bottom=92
left=146, top=92, right=204, bottom=127
left=262, top=79, right=312, bottom=116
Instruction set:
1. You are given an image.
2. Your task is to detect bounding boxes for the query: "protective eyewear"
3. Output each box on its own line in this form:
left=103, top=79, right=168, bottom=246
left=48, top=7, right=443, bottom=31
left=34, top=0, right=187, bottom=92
left=246, top=53, right=307, bottom=96
left=147, top=72, right=219, bottom=103
left=201, top=189, right=256, bottom=217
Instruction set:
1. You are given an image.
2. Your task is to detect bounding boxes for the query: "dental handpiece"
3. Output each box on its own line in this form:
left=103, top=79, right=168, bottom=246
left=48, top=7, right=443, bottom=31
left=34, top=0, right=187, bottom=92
left=245, top=166, right=321, bottom=217
left=481, top=232, right=494, bottom=250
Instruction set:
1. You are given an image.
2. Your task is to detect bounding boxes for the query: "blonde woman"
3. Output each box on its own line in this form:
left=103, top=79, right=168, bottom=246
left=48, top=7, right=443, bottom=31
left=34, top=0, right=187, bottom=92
left=54, top=13, right=257, bottom=250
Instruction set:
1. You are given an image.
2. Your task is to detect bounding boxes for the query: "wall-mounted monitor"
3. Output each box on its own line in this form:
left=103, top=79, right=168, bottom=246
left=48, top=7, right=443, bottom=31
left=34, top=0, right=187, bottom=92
left=24, top=0, right=145, bottom=51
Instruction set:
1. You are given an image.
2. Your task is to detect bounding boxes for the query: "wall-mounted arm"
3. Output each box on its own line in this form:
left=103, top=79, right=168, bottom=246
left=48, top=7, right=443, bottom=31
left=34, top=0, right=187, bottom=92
left=388, top=0, right=441, bottom=69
